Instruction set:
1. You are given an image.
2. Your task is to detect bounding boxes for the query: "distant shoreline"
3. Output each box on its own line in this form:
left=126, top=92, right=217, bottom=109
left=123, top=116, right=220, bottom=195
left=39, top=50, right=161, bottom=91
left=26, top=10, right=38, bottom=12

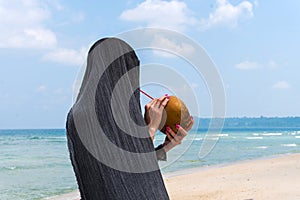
left=1, top=116, right=300, bottom=130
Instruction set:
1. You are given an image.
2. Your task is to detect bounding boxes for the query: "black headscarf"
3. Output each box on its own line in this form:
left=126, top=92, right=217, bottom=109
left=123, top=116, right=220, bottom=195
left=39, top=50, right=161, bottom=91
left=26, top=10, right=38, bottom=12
left=66, top=38, right=169, bottom=199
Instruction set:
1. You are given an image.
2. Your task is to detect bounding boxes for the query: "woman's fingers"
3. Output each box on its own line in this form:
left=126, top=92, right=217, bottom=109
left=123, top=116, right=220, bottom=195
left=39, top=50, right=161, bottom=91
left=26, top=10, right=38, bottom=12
left=159, top=97, right=169, bottom=110
left=150, top=99, right=159, bottom=108
left=155, top=95, right=169, bottom=108
left=150, top=99, right=156, bottom=106
left=186, top=117, right=194, bottom=131
left=165, top=131, right=173, bottom=141
left=166, top=124, right=189, bottom=139
left=154, top=95, right=167, bottom=108
left=164, top=124, right=192, bottom=152
left=146, top=95, right=169, bottom=110
left=159, top=95, right=168, bottom=101
left=145, top=98, right=156, bottom=110
left=176, top=124, right=188, bottom=137
left=166, top=126, right=176, bottom=137
left=166, top=127, right=182, bottom=144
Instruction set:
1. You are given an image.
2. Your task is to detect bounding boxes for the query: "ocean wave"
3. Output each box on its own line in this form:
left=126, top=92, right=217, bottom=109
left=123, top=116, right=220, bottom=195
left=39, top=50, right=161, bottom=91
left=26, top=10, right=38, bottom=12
left=27, top=136, right=66, bottom=140
left=28, top=136, right=41, bottom=140
left=291, top=131, right=300, bottom=135
left=2, top=166, right=17, bottom=170
left=194, top=138, right=202, bottom=141
left=246, top=136, right=263, bottom=140
left=261, top=133, right=282, bottom=136
left=0, top=165, right=35, bottom=171
left=255, top=146, right=268, bottom=149
left=281, top=144, right=297, bottom=147
left=205, top=137, right=219, bottom=141
left=295, top=136, right=300, bottom=139
left=209, top=134, right=229, bottom=137
left=252, top=133, right=260, bottom=136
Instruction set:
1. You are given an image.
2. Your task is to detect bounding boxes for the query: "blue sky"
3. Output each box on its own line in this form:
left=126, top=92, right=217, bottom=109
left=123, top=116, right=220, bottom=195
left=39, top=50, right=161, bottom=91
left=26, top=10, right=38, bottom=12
left=0, top=0, right=299, bottom=128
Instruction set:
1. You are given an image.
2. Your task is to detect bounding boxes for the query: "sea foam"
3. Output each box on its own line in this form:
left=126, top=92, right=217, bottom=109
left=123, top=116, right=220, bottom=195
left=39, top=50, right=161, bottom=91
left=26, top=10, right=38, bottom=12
left=246, top=136, right=263, bottom=140
left=261, top=133, right=282, bottom=136
left=255, top=146, right=268, bottom=149
left=281, top=144, right=297, bottom=147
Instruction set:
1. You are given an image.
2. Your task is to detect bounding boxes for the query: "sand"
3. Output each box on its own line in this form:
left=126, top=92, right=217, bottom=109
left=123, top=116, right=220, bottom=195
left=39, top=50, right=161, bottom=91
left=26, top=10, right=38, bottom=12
left=165, top=153, right=300, bottom=200
left=47, top=153, right=300, bottom=200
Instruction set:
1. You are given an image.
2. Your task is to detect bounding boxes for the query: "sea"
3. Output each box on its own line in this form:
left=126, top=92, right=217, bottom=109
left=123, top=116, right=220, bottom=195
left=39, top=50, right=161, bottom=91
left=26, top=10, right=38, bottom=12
left=1, top=127, right=300, bottom=200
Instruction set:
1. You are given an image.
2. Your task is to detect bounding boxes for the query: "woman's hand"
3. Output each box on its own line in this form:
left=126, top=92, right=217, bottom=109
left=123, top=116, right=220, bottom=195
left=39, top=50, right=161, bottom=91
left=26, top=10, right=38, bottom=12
left=144, top=95, right=169, bottom=140
left=163, top=116, right=194, bottom=152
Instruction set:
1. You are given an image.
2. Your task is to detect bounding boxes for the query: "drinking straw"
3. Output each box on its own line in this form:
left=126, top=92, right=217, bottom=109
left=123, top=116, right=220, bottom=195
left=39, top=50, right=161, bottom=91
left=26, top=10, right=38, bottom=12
left=138, top=89, right=154, bottom=100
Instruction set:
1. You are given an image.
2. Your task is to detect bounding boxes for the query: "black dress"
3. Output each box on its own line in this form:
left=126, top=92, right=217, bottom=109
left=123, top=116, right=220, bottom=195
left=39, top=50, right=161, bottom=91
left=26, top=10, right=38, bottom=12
left=66, top=38, right=169, bottom=200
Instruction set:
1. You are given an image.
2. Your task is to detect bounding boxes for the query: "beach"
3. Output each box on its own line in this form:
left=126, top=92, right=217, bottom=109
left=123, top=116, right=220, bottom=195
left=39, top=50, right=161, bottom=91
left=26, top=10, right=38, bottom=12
left=165, top=153, right=300, bottom=200
left=1, top=129, right=299, bottom=199
left=48, top=153, right=300, bottom=200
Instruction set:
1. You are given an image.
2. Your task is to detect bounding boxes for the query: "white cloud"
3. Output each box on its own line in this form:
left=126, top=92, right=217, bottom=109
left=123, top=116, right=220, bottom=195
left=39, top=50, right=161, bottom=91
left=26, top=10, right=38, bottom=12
left=151, top=35, right=195, bottom=57
left=120, top=0, right=254, bottom=31
left=200, top=0, right=253, bottom=30
left=235, top=60, right=278, bottom=70
left=45, top=0, right=64, bottom=11
left=53, top=88, right=64, bottom=94
left=272, top=81, right=290, bottom=90
left=72, top=12, right=85, bottom=23
left=43, top=47, right=87, bottom=66
left=36, top=85, right=47, bottom=92
left=0, top=0, right=57, bottom=49
left=267, top=60, right=277, bottom=68
left=120, top=0, right=196, bottom=31
left=56, top=11, right=86, bottom=26
left=235, top=61, right=261, bottom=70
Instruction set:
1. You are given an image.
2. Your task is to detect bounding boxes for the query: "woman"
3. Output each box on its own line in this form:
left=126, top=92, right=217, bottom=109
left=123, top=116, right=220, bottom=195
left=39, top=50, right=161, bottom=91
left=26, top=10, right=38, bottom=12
left=66, top=38, right=193, bottom=200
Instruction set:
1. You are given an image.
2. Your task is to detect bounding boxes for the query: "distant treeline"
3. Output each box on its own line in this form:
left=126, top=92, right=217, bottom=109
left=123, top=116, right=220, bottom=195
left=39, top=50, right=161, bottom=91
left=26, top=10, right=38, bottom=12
left=192, top=117, right=300, bottom=130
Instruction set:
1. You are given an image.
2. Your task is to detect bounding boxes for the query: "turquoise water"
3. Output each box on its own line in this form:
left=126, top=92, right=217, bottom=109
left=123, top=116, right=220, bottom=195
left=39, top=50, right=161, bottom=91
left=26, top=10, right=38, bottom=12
left=0, top=130, right=76, bottom=200
left=1, top=128, right=300, bottom=200
left=155, top=128, right=300, bottom=173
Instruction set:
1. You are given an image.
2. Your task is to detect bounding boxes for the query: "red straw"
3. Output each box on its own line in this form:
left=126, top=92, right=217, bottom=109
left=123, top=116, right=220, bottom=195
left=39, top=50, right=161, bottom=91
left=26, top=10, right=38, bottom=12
left=139, top=89, right=154, bottom=100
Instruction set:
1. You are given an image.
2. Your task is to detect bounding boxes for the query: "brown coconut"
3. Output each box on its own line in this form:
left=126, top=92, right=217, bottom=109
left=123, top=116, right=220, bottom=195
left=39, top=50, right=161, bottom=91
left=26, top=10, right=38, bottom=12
left=159, top=96, right=192, bottom=135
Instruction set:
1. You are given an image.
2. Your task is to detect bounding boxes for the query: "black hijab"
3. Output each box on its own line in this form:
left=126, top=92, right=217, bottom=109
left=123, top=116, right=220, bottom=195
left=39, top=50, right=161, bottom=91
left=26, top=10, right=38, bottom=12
left=66, top=38, right=169, bottom=199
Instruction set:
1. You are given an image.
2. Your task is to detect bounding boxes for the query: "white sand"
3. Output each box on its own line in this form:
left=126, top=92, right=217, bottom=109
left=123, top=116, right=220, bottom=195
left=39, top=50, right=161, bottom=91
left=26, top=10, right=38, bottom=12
left=47, top=153, right=300, bottom=200
left=165, top=153, right=300, bottom=200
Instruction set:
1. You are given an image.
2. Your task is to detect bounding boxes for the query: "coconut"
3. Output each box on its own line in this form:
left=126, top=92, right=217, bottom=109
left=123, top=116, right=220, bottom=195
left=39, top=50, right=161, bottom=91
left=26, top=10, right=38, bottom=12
left=159, top=96, right=192, bottom=135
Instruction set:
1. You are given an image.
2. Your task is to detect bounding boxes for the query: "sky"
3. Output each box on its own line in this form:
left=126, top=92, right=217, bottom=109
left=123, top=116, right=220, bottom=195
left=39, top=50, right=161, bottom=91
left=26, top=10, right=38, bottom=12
left=0, top=0, right=299, bottom=129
